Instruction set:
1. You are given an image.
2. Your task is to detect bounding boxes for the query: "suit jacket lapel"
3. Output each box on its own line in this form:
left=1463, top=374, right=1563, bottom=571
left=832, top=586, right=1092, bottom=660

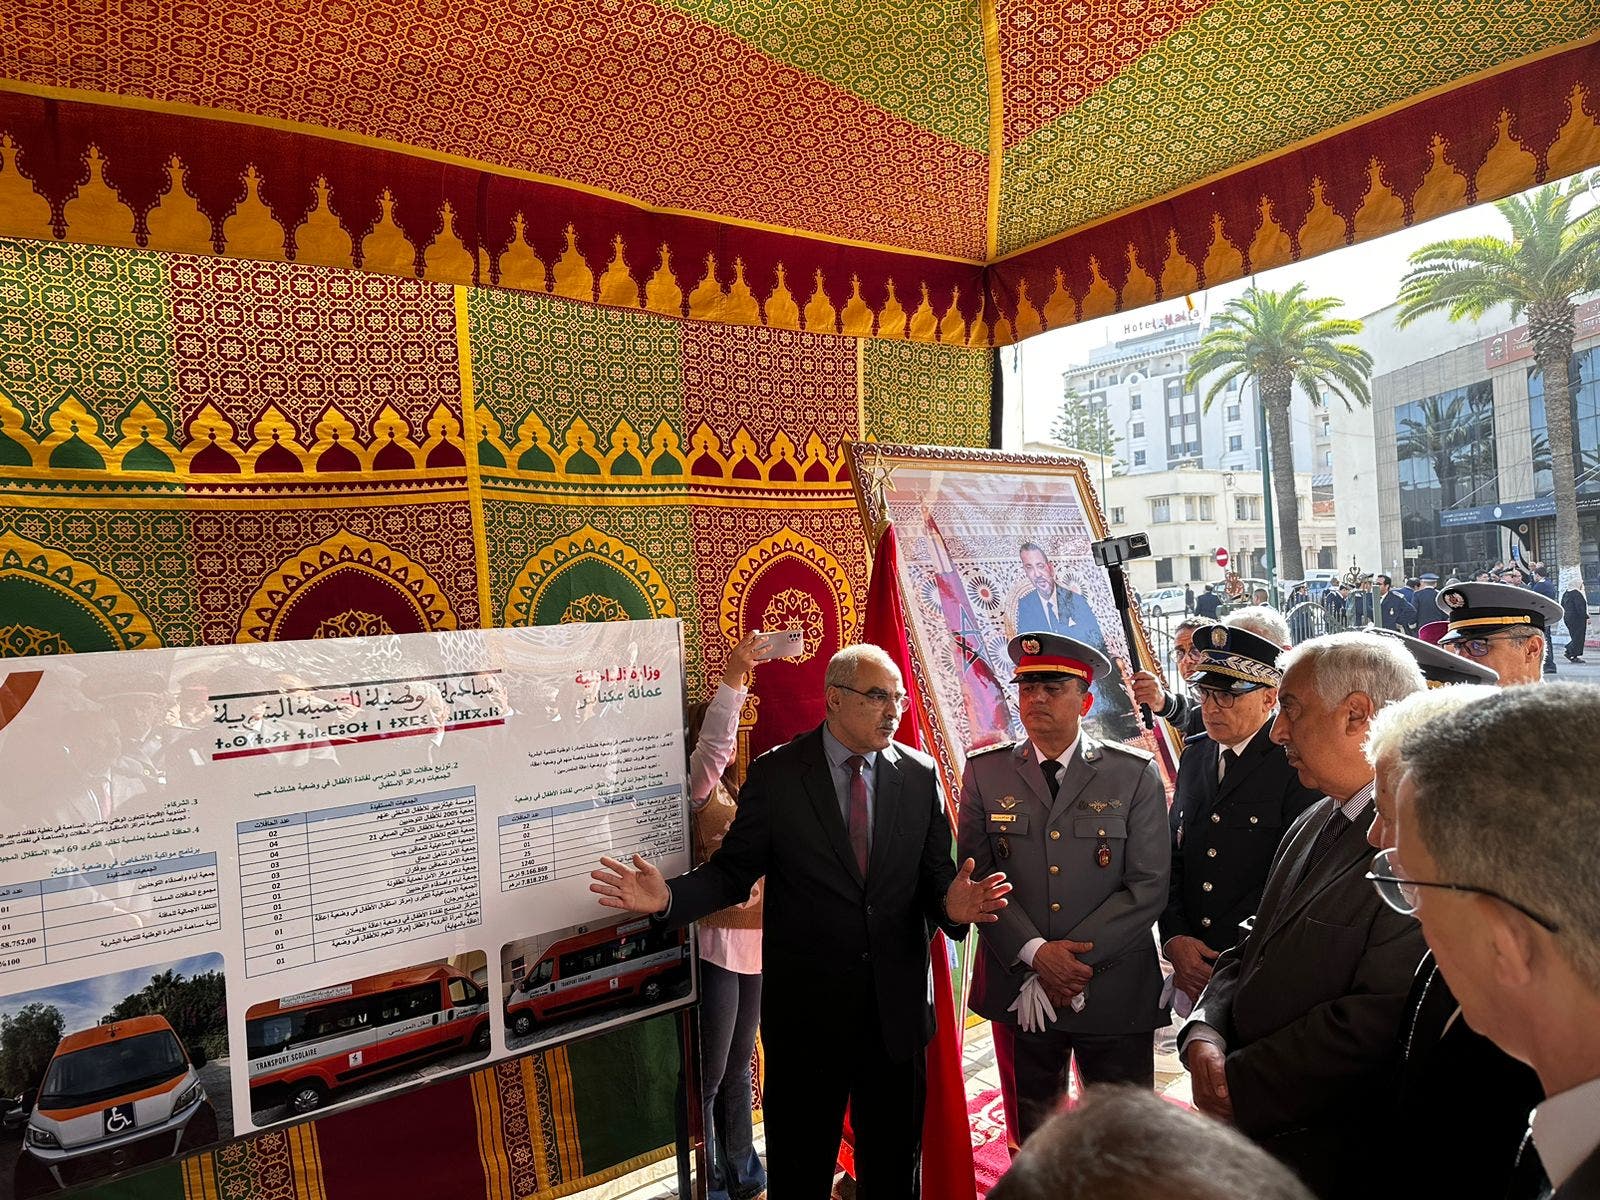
left=1259, top=802, right=1374, bottom=947
left=868, top=744, right=904, bottom=882
left=1013, top=741, right=1054, bottom=810
left=1214, top=720, right=1276, bottom=806
left=799, top=727, right=865, bottom=889
left=1050, top=736, right=1098, bottom=819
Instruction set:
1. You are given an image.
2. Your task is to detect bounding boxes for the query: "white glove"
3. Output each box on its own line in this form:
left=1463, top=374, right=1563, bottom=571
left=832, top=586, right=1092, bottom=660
left=1007, top=972, right=1058, bottom=1033
left=1071, top=986, right=1087, bottom=1014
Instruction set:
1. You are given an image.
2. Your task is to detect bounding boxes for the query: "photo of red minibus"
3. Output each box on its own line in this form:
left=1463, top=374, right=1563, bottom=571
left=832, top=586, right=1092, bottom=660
left=503, top=919, right=690, bottom=1040
left=246, top=961, right=490, bottom=1120
left=14, top=1014, right=217, bottom=1196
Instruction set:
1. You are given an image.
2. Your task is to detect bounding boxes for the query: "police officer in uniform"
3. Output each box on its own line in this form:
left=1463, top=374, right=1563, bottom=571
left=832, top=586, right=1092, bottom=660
left=1435, top=581, right=1564, bottom=687
left=958, top=633, right=1169, bottom=1146
left=1159, top=624, right=1320, bottom=1013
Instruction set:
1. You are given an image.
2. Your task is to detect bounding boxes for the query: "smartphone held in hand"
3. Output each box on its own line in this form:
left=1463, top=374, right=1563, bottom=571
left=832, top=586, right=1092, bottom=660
left=751, top=629, right=805, bottom=661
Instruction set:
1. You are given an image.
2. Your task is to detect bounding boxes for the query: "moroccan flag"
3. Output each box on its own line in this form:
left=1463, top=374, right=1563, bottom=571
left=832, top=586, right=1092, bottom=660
left=919, top=507, right=1014, bottom=750
left=846, top=522, right=977, bottom=1198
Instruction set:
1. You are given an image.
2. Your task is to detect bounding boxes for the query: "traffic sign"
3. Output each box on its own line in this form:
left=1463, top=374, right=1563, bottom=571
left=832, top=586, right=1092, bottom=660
left=1215, top=547, right=1230, bottom=569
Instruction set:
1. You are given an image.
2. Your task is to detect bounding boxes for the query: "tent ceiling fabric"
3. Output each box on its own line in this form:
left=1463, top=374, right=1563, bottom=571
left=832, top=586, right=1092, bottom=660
left=0, top=2, right=1596, bottom=344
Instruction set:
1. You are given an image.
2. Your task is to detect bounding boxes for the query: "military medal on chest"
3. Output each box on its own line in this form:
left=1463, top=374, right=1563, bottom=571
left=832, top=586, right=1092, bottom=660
left=997, top=835, right=1010, bottom=860
left=1096, top=838, right=1112, bottom=869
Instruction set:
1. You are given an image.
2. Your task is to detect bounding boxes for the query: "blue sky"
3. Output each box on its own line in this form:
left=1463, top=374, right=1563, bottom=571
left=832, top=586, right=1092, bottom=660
left=0, top=953, right=224, bottom=1038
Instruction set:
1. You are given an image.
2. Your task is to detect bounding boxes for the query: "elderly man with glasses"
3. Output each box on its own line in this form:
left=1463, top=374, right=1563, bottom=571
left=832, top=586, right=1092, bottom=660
left=1381, top=683, right=1600, bottom=1199
left=1180, top=632, right=1428, bottom=1199
left=1159, top=623, right=1320, bottom=1016
left=592, top=643, right=1011, bottom=1198
left=959, top=632, right=1169, bottom=1148
left=1359, top=685, right=1541, bottom=1200
left=1433, top=580, right=1564, bottom=687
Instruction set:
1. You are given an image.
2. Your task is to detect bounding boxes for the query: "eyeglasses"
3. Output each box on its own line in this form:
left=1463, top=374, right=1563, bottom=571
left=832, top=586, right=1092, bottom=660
left=1366, top=847, right=1560, bottom=932
left=1447, top=632, right=1533, bottom=659
left=1194, top=685, right=1263, bottom=710
left=833, top=683, right=911, bottom=711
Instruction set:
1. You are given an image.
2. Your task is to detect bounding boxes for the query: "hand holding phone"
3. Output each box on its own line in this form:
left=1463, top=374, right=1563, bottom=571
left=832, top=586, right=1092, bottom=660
left=751, top=629, right=806, bottom=661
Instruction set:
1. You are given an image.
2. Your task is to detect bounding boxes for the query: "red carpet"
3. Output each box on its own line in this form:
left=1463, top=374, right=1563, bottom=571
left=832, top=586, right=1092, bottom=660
left=968, top=1087, right=1012, bottom=1197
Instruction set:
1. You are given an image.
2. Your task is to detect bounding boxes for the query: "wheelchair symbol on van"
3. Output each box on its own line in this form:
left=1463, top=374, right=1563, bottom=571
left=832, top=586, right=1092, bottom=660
left=104, top=1104, right=135, bottom=1134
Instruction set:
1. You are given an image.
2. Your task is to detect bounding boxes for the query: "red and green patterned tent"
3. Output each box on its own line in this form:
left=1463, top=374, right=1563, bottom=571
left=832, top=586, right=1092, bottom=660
left=0, top=5, right=1596, bottom=1199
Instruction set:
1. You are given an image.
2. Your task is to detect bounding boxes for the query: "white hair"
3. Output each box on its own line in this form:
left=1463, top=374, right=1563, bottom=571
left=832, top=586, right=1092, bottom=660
left=1362, top=684, right=1498, bottom=767
left=824, top=643, right=900, bottom=689
left=1277, top=631, right=1424, bottom=710
left=1224, top=606, right=1291, bottom=650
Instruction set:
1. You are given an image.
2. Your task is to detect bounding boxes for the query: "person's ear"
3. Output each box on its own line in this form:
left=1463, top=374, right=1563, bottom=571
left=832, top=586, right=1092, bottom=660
left=1481, top=899, right=1537, bottom=991
left=1527, top=635, right=1544, bottom=666
left=1344, top=690, right=1376, bottom=732
left=1079, top=688, right=1094, bottom=717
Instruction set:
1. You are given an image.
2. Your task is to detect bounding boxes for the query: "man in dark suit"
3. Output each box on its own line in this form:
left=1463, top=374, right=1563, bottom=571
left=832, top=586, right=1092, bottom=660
left=1195, top=587, right=1223, bottom=620
left=1412, top=574, right=1439, bottom=631
left=1180, top=631, right=1427, bottom=1198
left=959, top=633, right=1169, bottom=1145
left=1391, top=684, right=1600, bottom=1199
left=1016, top=543, right=1136, bottom=739
left=1160, top=624, right=1320, bottom=1013
left=591, top=644, right=1010, bottom=1197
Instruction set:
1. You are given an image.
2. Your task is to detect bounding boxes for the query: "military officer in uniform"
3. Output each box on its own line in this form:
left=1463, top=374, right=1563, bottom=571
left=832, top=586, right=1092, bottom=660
left=958, top=632, right=1169, bottom=1146
left=1434, top=580, right=1563, bottom=687
left=1160, top=624, right=1320, bottom=1013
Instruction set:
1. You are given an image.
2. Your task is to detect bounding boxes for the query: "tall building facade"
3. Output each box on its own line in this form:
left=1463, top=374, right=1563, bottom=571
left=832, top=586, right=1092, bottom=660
left=1349, top=297, right=1600, bottom=595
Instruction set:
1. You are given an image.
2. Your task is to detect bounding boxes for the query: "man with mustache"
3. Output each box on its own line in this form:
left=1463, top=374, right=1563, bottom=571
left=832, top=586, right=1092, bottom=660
left=959, top=632, right=1169, bottom=1147
left=1180, top=632, right=1427, bottom=1198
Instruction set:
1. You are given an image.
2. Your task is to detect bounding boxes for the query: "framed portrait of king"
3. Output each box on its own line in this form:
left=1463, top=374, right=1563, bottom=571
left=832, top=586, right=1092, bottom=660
left=848, top=442, right=1179, bottom=796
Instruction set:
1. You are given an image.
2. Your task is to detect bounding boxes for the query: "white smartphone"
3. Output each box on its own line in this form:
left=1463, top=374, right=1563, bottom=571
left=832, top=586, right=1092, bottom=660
left=751, top=628, right=805, bottom=661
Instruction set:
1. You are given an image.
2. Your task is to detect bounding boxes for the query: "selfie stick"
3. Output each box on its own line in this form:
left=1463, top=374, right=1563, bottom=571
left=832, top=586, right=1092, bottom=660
left=1091, top=534, right=1155, bottom=731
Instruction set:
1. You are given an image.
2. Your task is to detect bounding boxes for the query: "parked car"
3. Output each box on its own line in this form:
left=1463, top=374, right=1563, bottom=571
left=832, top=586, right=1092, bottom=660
left=1142, top=587, right=1188, bottom=617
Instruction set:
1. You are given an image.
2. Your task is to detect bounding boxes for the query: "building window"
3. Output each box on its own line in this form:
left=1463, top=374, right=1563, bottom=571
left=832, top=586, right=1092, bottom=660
left=1186, top=441, right=1201, bottom=456
left=1189, top=555, right=1204, bottom=579
left=1199, top=496, right=1213, bottom=520
left=1323, top=449, right=1333, bottom=467
left=1396, top=380, right=1504, bottom=574
left=1235, top=495, right=1262, bottom=521
left=1130, top=395, right=1142, bottom=411
left=1155, top=558, right=1175, bottom=584
left=1110, top=506, right=1125, bottom=524
left=1150, top=497, right=1171, bottom=523
left=1530, top=345, right=1600, bottom=503
left=1320, top=417, right=1331, bottom=437
left=1131, top=422, right=1145, bottom=438
left=1169, top=412, right=1185, bottom=429
left=1228, top=434, right=1243, bottom=452
left=1226, top=403, right=1241, bottom=422
left=1318, top=546, right=1337, bottom=569
left=1133, top=450, right=1146, bottom=466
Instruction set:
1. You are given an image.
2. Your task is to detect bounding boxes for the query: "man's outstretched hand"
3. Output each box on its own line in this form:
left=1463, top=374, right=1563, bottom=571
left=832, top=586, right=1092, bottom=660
left=944, top=857, right=1011, bottom=925
left=590, top=853, right=670, bottom=915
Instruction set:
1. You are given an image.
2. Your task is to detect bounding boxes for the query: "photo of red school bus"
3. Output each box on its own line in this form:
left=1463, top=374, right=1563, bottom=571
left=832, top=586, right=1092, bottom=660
left=246, top=957, right=490, bottom=1123
left=501, top=920, right=691, bottom=1050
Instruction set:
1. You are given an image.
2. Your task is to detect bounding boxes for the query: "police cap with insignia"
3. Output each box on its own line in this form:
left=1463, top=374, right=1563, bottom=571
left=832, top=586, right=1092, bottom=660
left=1434, top=581, right=1563, bottom=645
left=1184, top=623, right=1282, bottom=693
left=1007, top=631, right=1111, bottom=686
left=1371, top=627, right=1499, bottom=688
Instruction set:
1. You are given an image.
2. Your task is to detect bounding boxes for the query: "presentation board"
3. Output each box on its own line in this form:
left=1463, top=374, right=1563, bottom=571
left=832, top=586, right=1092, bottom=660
left=0, top=622, right=691, bottom=1197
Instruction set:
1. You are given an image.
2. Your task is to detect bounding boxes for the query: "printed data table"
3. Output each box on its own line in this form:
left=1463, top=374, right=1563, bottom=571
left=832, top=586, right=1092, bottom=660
left=498, top=783, right=684, bottom=892
left=238, top=786, right=481, bottom=977
left=0, top=853, right=220, bottom=974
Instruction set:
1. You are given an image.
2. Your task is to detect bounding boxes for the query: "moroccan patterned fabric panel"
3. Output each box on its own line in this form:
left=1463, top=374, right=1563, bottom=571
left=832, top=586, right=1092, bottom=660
left=0, top=234, right=990, bottom=1196
left=2, top=0, right=1593, bottom=259
left=1, top=9, right=1595, bottom=347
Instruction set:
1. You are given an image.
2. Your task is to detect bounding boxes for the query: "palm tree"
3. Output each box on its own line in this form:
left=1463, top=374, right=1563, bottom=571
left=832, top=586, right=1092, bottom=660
left=1397, top=172, right=1600, bottom=594
left=1187, top=285, right=1373, bottom=578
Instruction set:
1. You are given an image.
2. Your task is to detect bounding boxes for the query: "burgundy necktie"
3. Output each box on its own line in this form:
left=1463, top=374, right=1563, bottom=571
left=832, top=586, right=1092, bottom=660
left=845, top=754, right=870, bottom=876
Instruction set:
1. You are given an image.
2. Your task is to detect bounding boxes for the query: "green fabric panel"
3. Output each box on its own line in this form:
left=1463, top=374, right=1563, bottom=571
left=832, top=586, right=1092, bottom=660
left=569, top=1014, right=682, bottom=1174
left=863, top=340, right=991, bottom=448
left=658, top=0, right=989, bottom=153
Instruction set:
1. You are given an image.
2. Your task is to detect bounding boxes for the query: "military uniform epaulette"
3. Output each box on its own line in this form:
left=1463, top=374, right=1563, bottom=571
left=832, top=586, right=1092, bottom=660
left=1086, top=738, right=1154, bottom=763
left=966, top=741, right=1015, bottom=758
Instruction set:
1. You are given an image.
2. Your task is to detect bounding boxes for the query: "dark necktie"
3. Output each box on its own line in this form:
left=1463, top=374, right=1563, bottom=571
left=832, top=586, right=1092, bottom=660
left=845, top=754, right=870, bottom=876
left=1041, top=758, right=1062, bottom=799
left=1507, top=1129, right=1553, bottom=1200
left=1295, top=808, right=1349, bottom=890
left=1218, top=748, right=1239, bottom=784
